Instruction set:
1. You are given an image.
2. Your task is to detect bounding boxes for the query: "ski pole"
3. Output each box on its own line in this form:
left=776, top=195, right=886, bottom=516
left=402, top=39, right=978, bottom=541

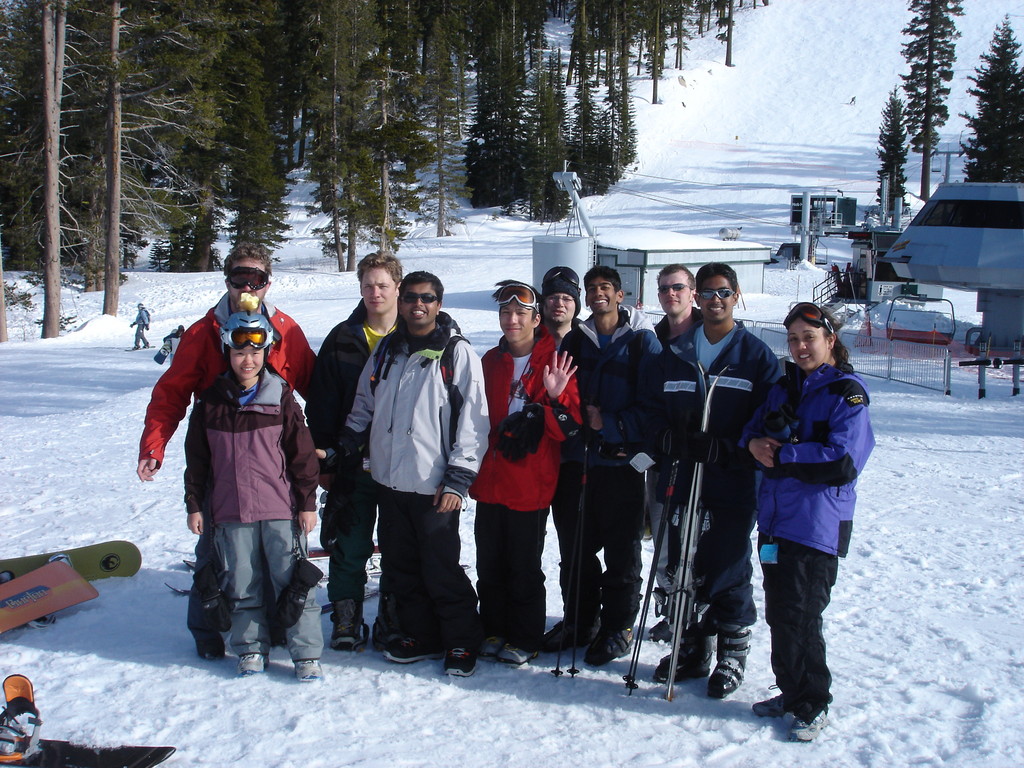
left=665, top=368, right=720, bottom=702
left=551, top=435, right=589, bottom=678
left=624, top=458, right=679, bottom=693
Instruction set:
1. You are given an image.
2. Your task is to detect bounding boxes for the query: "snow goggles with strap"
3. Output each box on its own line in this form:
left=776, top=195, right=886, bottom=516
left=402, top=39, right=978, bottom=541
left=225, top=327, right=271, bottom=349
left=541, top=266, right=580, bottom=290
left=495, top=282, right=540, bottom=312
left=227, top=267, right=270, bottom=291
left=784, top=302, right=835, bottom=335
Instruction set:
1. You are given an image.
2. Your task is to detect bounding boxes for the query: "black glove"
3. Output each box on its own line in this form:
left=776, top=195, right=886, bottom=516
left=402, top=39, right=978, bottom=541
left=193, top=562, right=231, bottom=633
left=496, top=403, right=545, bottom=462
left=657, top=427, right=681, bottom=457
left=686, top=430, right=722, bottom=465
left=275, top=557, right=323, bottom=629
left=319, top=477, right=356, bottom=551
left=764, top=404, right=798, bottom=442
left=657, top=428, right=722, bottom=465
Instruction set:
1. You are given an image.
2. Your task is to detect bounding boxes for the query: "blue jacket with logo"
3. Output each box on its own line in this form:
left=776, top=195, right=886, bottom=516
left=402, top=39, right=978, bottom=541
left=740, top=361, right=874, bottom=557
left=642, top=322, right=781, bottom=511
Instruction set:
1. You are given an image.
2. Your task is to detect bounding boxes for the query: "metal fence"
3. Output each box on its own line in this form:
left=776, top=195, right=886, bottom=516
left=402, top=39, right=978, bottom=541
left=743, top=320, right=952, bottom=394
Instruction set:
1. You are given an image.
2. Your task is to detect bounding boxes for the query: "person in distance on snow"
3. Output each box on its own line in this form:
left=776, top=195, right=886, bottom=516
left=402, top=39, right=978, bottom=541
left=130, top=303, right=151, bottom=349
left=543, top=265, right=661, bottom=667
left=305, top=251, right=403, bottom=654
left=642, top=262, right=780, bottom=699
left=340, top=271, right=489, bottom=677
left=183, top=312, right=324, bottom=682
left=470, top=281, right=581, bottom=666
left=136, top=242, right=316, bottom=661
left=741, top=303, right=874, bottom=742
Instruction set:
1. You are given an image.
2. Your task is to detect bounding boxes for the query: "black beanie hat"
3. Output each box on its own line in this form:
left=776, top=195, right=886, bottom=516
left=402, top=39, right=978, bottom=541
left=541, top=266, right=582, bottom=319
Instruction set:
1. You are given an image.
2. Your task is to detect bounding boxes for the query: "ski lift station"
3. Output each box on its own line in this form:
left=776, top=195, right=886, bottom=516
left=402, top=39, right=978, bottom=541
left=533, top=172, right=771, bottom=307
left=880, top=182, right=1024, bottom=353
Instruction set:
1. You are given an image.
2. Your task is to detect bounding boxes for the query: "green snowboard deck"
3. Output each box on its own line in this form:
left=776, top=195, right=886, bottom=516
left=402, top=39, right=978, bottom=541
left=0, top=541, right=142, bottom=581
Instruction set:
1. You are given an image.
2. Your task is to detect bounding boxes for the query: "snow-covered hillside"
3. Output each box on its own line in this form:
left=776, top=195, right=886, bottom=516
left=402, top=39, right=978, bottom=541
left=2, top=2, right=1023, bottom=767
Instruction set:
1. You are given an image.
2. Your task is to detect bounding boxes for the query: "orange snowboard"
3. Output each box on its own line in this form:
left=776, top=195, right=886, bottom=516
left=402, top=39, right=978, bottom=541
left=0, top=561, right=98, bottom=634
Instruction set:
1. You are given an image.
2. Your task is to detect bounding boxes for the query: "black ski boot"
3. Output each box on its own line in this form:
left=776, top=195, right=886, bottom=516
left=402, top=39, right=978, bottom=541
left=652, top=634, right=713, bottom=683
left=330, top=598, right=369, bottom=651
left=583, top=627, right=633, bottom=667
left=371, top=592, right=402, bottom=652
left=707, top=624, right=750, bottom=699
left=541, top=618, right=599, bottom=653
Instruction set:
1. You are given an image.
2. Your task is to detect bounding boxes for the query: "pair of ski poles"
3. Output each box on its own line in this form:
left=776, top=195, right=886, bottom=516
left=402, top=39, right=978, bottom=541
left=625, top=373, right=719, bottom=701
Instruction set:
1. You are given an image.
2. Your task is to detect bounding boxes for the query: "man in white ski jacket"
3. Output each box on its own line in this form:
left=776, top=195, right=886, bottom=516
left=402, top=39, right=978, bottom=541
left=343, top=271, right=488, bottom=676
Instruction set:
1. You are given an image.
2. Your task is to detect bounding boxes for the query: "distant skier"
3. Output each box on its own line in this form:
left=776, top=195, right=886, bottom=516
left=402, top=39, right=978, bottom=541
left=130, top=304, right=151, bottom=349
left=155, top=325, right=186, bottom=366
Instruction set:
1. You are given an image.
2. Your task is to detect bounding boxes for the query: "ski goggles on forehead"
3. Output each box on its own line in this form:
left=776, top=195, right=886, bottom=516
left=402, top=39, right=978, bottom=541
left=225, top=327, right=270, bottom=349
left=542, top=266, right=579, bottom=289
left=495, top=283, right=540, bottom=312
left=784, top=302, right=835, bottom=334
left=227, top=268, right=269, bottom=290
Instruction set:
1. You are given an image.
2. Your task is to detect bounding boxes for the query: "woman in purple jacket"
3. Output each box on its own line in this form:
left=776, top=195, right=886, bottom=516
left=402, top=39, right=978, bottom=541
left=742, top=303, right=874, bottom=743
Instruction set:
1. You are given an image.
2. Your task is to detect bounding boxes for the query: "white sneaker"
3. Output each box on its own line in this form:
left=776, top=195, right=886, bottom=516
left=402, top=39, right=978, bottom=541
left=495, top=644, right=538, bottom=666
left=479, top=636, right=505, bottom=658
left=294, top=659, right=323, bottom=682
left=237, top=653, right=266, bottom=677
left=789, top=712, right=829, bottom=742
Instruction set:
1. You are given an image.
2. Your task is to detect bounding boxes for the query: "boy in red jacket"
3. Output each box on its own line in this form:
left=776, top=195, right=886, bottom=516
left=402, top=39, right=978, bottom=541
left=470, top=281, right=581, bottom=665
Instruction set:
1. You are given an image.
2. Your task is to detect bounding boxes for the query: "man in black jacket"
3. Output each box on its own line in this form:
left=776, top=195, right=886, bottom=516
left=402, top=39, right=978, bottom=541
left=306, top=251, right=402, bottom=652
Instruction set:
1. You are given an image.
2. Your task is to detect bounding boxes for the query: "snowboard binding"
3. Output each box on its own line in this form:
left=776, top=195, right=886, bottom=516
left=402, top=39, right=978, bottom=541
left=0, top=675, right=41, bottom=764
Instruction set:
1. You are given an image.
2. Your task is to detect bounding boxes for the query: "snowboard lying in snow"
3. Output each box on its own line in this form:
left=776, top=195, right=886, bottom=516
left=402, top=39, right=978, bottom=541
left=0, top=563, right=98, bottom=635
left=0, top=542, right=141, bottom=582
left=0, top=674, right=175, bottom=768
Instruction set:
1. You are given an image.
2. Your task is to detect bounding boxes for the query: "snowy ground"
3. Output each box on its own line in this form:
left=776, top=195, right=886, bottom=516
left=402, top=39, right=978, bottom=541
left=2, top=1, right=1023, bottom=766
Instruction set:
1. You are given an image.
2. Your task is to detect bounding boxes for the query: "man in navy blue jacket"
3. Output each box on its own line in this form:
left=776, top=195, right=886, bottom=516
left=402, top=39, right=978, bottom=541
left=544, top=266, right=662, bottom=667
left=643, top=263, right=781, bottom=698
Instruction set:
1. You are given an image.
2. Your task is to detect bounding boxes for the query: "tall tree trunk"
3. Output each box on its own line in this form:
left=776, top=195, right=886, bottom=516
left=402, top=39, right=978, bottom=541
left=345, top=198, right=357, bottom=272
left=102, top=0, right=122, bottom=317
left=41, top=0, right=66, bottom=339
left=0, top=223, right=8, bottom=342
left=378, top=85, right=391, bottom=252
left=652, top=0, right=662, bottom=105
left=725, top=0, right=735, bottom=67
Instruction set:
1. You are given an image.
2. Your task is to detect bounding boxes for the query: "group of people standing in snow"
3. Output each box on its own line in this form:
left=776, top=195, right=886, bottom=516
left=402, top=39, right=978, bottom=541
left=135, top=241, right=873, bottom=742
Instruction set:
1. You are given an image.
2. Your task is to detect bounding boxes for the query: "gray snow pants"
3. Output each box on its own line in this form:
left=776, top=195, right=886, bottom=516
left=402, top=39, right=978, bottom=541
left=215, top=519, right=323, bottom=661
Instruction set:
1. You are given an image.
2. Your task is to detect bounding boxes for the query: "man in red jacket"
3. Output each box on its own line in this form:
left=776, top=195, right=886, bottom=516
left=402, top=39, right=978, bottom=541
left=470, top=281, right=581, bottom=665
left=136, top=242, right=316, bottom=659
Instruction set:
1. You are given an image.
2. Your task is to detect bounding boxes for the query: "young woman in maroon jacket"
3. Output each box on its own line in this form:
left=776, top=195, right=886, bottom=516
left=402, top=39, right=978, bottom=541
left=470, top=282, right=581, bottom=665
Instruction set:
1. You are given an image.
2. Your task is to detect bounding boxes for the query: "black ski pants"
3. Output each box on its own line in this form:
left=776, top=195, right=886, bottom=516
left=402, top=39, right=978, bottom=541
left=551, top=462, right=645, bottom=633
left=759, top=534, right=839, bottom=722
left=474, top=503, right=548, bottom=652
left=375, top=485, right=482, bottom=652
left=685, top=504, right=758, bottom=630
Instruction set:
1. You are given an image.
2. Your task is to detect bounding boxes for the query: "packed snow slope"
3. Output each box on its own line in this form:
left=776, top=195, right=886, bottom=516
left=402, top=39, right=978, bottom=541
left=2, top=2, right=1023, bottom=766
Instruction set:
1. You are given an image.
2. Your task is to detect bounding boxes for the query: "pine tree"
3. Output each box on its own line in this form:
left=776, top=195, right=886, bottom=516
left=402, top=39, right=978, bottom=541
left=961, top=18, right=1024, bottom=183
left=465, top=1, right=528, bottom=208
left=420, top=17, right=469, bottom=237
left=218, top=0, right=290, bottom=249
left=901, top=0, right=964, bottom=200
left=877, top=88, right=909, bottom=215
left=305, top=0, right=380, bottom=270
left=523, top=52, right=570, bottom=222
left=569, top=53, right=603, bottom=195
